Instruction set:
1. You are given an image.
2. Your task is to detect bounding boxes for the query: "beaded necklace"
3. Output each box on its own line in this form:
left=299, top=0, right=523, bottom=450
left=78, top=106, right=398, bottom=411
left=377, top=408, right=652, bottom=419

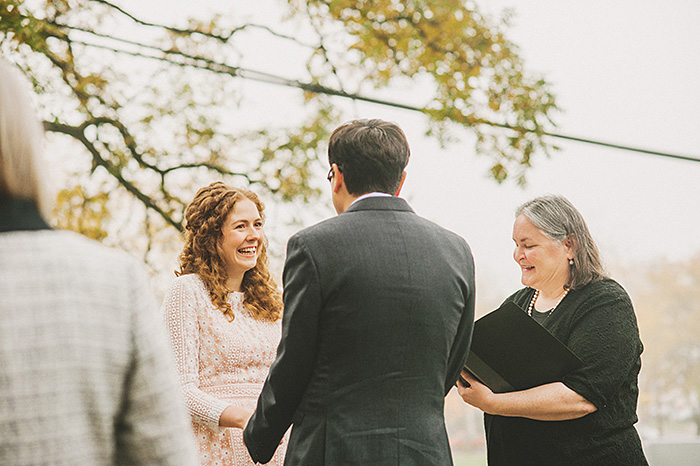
left=527, top=288, right=569, bottom=318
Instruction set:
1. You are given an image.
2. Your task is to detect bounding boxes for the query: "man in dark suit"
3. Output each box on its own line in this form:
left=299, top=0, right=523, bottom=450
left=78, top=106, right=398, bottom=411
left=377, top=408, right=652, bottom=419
left=243, top=119, right=475, bottom=465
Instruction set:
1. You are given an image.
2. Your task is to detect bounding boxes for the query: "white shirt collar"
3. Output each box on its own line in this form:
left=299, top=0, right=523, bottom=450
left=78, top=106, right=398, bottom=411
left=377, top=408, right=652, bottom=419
left=350, top=192, right=392, bottom=207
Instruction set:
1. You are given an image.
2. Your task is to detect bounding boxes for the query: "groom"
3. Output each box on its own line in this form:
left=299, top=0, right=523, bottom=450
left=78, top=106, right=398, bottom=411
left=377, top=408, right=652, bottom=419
left=244, top=119, right=475, bottom=465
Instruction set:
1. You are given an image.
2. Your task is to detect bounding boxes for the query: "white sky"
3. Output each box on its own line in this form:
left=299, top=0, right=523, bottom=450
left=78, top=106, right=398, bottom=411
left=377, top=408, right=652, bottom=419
left=113, top=0, right=700, bottom=311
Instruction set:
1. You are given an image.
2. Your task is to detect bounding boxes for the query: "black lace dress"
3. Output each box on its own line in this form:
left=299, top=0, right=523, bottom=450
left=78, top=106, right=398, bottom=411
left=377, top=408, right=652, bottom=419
left=484, top=278, right=649, bottom=466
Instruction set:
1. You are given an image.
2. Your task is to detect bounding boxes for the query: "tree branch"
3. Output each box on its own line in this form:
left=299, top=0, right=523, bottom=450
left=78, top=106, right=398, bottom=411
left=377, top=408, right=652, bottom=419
left=43, top=119, right=183, bottom=231
left=66, top=36, right=700, bottom=162
left=87, top=0, right=314, bottom=46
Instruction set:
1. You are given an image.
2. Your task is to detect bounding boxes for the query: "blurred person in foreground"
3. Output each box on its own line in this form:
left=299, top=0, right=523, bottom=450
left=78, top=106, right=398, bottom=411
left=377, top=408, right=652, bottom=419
left=162, top=182, right=287, bottom=465
left=243, top=119, right=476, bottom=465
left=457, top=194, right=648, bottom=466
left=0, top=60, right=198, bottom=465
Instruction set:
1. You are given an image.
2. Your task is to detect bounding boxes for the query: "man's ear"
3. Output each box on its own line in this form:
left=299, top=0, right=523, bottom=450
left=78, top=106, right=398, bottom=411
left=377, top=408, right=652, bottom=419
left=394, top=170, right=407, bottom=196
left=332, top=163, right=344, bottom=194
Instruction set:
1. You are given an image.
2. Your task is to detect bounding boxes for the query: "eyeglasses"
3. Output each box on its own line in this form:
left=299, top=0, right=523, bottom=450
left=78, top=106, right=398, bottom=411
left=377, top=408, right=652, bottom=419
left=326, top=167, right=334, bottom=182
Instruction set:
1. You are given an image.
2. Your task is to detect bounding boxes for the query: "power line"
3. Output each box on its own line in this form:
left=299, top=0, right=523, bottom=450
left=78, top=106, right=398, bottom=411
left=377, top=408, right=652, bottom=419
left=273, top=81, right=700, bottom=164
left=538, top=132, right=700, bottom=163
left=68, top=34, right=700, bottom=164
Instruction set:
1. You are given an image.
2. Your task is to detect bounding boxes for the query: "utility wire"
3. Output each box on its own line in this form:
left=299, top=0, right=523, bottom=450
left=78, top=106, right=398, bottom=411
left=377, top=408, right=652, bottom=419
left=537, top=132, right=700, bottom=163
left=70, top=35, right=700, bottom=164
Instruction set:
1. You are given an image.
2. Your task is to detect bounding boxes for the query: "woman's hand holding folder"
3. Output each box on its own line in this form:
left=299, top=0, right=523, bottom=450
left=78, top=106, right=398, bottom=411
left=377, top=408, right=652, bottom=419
left=456, top=370, right=495, bottom=413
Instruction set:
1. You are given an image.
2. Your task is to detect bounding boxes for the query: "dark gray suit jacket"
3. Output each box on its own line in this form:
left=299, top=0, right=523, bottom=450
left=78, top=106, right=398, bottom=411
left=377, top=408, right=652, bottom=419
left=244, top=196, right=475, bottom=465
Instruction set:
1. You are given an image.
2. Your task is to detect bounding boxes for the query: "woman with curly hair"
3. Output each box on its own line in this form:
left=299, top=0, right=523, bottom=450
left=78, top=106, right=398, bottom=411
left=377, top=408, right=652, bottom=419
left=162, top=181, right=287, bottom=465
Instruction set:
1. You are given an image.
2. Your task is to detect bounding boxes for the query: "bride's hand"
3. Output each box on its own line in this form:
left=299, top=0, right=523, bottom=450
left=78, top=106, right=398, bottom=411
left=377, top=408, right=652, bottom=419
left=219, top=405, right=253, bottom=429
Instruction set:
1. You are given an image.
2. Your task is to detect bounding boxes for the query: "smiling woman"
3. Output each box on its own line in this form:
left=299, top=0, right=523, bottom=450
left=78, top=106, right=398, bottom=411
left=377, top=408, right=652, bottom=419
left=219, top=197, right=265, bottom=292
left=457, top=194, right=648, bottom=466
left=512, top=213, right=573, bottom=302
left=161, top=182, right=288, bottom=466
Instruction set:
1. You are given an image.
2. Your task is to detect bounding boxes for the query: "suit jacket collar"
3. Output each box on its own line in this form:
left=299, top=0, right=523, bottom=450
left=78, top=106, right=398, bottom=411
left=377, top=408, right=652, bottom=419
left=342, top=195, right=415, bottom=215
left=0, top=196, right=51, bottom=232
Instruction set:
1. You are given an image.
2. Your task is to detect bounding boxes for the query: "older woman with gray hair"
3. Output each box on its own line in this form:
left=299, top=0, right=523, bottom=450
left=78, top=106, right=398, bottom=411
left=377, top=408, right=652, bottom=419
left=458, top=194, right=648, bottom=465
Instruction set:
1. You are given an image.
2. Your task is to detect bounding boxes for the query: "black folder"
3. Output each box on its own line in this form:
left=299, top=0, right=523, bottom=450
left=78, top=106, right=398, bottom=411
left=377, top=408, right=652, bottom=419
left=464, top=301, right=584, bottom=393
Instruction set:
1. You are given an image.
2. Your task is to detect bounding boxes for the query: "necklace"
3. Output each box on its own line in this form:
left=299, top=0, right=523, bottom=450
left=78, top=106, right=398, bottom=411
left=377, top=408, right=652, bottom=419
left=527, top=289, right=569, bottom=317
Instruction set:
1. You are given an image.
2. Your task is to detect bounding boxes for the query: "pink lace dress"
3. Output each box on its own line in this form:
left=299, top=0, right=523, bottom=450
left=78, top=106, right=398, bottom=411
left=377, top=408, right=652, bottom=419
left=162, top=274, right=287, bottom=465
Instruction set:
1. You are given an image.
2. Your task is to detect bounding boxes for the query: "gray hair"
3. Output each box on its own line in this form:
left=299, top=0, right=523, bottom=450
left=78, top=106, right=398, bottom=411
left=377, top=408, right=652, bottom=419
left=516, top=194, right=606, bottom=289
left=0, top=59, right=49, bottom=217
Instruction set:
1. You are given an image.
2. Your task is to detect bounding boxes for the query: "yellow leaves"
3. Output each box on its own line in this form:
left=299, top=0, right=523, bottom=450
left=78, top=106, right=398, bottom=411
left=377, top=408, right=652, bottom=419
left=488, top=163, right=506, bottom=183
left=184, top=119, right=216, bottom=148
left=256, top=103, right=338, bottom=202
left=1, top=1, right=113, bottom=112
left=301, top=0, right=558, bottom=183
left=0, top=1, right=43, bottom=48
left=0, top=0, right=22, bottom=24
left=44, top=0, right=74, bottom=18
left=53, top=184, right=110, bottom=241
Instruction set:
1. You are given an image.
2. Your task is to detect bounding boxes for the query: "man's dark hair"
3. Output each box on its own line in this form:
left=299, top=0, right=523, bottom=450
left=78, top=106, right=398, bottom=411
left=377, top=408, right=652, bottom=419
left=328, top=119, right=410, bottom=195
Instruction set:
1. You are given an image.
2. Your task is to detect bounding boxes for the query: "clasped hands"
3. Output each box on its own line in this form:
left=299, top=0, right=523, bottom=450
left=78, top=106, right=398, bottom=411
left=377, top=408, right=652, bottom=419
left=220, top=405, right=253, bottom=429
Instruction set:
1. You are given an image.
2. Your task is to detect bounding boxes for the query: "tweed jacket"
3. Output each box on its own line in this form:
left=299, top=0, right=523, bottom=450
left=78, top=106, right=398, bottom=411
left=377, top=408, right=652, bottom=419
left=244, top=196, right=475, bottom=465
left=0, top=199, right=198, bottom=465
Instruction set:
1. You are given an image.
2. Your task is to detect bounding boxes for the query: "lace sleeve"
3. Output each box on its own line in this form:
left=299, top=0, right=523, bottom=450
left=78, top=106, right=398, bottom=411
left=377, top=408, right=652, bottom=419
left=162, top=277, right=229, bottom=432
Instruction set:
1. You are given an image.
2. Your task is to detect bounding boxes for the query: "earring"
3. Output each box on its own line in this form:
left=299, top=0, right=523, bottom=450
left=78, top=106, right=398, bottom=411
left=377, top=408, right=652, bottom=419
left=569, top=259, right=574, bottom=265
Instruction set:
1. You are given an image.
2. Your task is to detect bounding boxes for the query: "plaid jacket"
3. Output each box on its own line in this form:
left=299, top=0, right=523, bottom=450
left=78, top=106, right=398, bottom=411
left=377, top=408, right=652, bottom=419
left=0, top=226, right=198, bottom=466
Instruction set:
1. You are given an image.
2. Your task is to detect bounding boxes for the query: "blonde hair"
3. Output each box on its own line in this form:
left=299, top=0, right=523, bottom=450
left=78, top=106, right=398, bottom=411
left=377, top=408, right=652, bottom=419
left=177, top=182, right=282, bottom=321
left=0, top=60, right=50, bottom=217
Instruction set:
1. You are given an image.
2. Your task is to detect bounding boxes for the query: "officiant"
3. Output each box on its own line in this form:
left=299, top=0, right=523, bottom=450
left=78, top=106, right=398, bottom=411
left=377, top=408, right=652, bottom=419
left=457, top=194, right=648, bottom=465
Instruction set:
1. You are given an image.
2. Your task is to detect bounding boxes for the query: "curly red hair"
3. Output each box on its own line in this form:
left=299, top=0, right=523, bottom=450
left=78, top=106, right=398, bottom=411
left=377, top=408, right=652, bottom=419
left=177, top=182, right=282, bottom=322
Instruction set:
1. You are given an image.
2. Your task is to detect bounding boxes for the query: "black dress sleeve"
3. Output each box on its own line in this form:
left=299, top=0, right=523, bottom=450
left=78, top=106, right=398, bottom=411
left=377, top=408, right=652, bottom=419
left=560, top=280, right=643, bottom=410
